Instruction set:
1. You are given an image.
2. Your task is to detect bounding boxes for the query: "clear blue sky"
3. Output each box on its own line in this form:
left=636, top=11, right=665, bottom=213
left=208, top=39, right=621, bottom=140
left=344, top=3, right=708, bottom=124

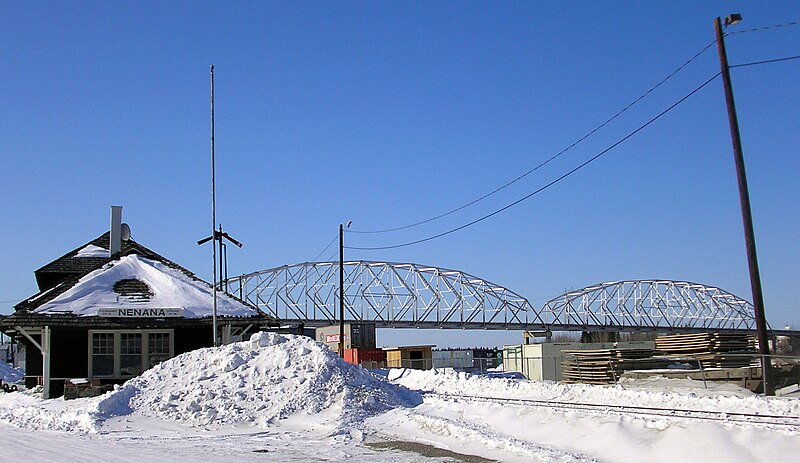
left=2, top=2, right=798, bottom=348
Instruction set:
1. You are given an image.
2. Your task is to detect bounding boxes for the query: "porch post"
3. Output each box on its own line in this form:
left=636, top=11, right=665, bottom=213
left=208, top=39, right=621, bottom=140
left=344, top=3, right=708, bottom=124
left=42, top=326, right=51, bottom=399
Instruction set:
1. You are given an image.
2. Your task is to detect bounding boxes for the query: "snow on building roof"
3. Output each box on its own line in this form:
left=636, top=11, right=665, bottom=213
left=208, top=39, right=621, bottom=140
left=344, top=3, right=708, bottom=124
left=74, top=244, right=108, bottom=258
left=32, top=254, right=258, bottom=318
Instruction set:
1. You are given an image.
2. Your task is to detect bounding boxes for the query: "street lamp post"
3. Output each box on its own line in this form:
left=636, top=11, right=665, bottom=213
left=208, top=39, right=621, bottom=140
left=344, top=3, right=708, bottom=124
left=714, top=14, right=773, bottom=395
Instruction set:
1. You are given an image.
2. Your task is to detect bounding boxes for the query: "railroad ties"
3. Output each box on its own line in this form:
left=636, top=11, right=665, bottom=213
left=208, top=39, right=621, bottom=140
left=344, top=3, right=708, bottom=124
left=561, top=348, right=661, bottom=385
left=654, top=333, right=756, bottom=369
left=562, top=332, right=758, bottom=385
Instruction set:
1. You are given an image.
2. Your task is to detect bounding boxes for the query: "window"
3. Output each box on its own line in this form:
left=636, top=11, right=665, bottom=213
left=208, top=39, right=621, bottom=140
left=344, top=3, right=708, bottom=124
left=148, top=332, right=171, bottom=368
left=88, top=330, right=173, bottom=378
left=92, top=333, right=114, bottom=376
left=119, top=333, right=143, bottom=376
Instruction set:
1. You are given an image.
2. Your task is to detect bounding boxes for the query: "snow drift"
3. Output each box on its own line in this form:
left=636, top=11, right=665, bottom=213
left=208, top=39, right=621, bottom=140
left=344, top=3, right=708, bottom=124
left=0, top=333, right=419, bottom=434
left=386, top=367, right=800, bottom=417
left=97, top=332, right=419, bottom=431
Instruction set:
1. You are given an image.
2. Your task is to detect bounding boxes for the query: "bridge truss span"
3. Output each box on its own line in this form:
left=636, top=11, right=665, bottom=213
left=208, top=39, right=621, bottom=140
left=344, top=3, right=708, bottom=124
left=226, top=261, right=541, bottom=329
left=540, top=280, right=756, bottom=332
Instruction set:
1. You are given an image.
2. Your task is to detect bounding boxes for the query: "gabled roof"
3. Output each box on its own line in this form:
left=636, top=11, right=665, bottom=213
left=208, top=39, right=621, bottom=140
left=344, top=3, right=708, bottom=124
left=30, top=254, right=260, bottom=318
left=15, top=232, right=268, bottom=321
left=33, top=232, right=184, bottom=292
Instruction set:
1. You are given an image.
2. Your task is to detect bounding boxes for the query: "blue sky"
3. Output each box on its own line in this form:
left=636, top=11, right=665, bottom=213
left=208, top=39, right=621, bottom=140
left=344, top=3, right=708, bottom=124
left=2, top=2, right=798, bottom=348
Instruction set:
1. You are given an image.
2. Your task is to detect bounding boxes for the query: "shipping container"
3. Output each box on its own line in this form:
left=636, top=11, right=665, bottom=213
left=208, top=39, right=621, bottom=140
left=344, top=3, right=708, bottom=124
left=343, top=348, right=386, bottom=368
left=315, top=323, right=376, bottom=350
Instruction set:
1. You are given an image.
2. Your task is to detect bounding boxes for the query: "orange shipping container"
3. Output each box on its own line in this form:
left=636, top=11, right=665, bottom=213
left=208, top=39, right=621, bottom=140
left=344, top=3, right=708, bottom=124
left=343, top=348, right=386, bottom=366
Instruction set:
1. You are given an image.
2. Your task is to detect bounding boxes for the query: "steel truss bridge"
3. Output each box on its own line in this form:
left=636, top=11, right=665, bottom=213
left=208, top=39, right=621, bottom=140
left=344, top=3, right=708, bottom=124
left=223, top=261, right=782, bottom=334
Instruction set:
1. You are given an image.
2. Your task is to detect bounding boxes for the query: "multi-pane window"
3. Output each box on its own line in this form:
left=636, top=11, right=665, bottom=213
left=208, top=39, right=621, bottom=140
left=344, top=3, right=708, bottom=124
left=92, top=333, right=114, bottom=376
left=89, top=331, right=173, bottom=378
left=119, top=333, right=143, bottom=376
left=148, top=333, right=171, bottom=368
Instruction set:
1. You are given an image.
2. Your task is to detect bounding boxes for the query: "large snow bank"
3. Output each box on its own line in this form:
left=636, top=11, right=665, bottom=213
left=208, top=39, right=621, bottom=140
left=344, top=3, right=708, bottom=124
left=0, top=333, right=419, bottom=434
left=33, top=254, right=257, bottom=318
left=386, top=368, right=800, bottom=417
left=100, top=333, right=419, bottom=431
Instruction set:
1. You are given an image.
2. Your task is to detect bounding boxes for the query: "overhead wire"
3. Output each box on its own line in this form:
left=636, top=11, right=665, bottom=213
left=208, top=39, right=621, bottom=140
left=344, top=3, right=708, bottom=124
left=310, top=233, right=339, bottom=262
left=348, top=39, right=719, bottom=235
left=346, top=72, right=722, bottom=251
left=725, top=20, right=800, bottom=36
left=324, top=248, right=339, bottom=263
left=730, top=54, right=800, bottom=68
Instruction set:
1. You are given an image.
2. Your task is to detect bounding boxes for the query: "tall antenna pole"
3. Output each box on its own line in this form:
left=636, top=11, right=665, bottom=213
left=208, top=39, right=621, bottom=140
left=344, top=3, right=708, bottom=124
left=210, top=64, right=219, bottom=347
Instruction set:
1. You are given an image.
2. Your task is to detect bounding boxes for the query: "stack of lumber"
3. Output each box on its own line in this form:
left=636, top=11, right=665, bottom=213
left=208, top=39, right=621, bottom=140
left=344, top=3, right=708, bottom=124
left=655, top=333, right=755, bottom=368
left=561, top=348, right=660, bottom=385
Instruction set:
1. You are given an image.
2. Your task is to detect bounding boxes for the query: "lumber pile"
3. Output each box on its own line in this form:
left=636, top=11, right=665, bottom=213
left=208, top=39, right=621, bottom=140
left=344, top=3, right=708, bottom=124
left=561, top=348, right=661, bottom=385
left=655, top=333, right=755, bottom=368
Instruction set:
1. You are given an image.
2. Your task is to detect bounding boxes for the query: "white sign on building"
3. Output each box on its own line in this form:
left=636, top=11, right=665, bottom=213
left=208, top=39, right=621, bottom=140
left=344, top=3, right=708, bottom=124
left=97, top=308, right=184, bottom=318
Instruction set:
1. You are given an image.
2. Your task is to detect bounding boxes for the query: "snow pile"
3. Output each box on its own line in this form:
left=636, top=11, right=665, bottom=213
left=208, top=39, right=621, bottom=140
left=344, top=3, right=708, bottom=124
left=0, top=391, right=105, bottom=433
left=0, top=362, right=23, bottom=383
left=99, top=332, right=418, bottom=431
left=33, top=254, right=258, bottom=318
left=387, top=368, right=800, bottom=417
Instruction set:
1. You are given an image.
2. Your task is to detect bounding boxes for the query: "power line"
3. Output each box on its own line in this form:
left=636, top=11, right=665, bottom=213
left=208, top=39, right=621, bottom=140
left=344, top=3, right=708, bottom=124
left=346, top=73, right=721, bottom=251
left=349, top=40, right=718, bottom=235
left=726, top=20, right=800, bottom=36
left=731, top=54, right=800, bottom=68
left=310, top=233, right=339, bottom=262
left=324, top=248, right=339, bottom=263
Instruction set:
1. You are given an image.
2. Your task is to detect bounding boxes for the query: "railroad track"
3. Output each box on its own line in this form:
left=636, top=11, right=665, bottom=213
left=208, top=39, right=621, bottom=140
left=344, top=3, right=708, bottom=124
left=426, top=392, right=800, bottom=429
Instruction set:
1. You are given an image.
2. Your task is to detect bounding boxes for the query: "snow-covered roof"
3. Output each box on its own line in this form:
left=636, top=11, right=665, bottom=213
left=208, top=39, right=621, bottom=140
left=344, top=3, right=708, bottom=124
left=74, top=244, right=108, bottom=258
left=32, top=254, right=258, bottom=318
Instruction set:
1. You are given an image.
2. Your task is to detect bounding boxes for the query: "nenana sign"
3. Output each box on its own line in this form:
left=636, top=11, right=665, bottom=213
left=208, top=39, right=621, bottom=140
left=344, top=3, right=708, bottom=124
left=97, top=308, right=184, bottom=318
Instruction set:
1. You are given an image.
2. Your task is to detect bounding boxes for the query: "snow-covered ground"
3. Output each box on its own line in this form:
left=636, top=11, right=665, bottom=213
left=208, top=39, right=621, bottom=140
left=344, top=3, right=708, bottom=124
left=0, top=333, right=797, bottom=462
left=0, top=361, right=23, bottom=384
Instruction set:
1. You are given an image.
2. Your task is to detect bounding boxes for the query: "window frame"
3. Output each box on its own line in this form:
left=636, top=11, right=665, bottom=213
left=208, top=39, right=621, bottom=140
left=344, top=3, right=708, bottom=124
left=88, top=329, right=174, bottom=379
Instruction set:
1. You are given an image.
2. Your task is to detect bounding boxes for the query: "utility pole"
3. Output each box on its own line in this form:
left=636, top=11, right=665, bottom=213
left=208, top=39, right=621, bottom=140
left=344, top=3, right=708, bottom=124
left=714, top=15, right=773, bottom=395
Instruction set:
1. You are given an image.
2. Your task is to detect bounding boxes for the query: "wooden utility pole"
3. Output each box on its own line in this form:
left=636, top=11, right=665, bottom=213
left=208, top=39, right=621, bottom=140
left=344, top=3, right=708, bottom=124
left=714, top=15, right=773, bottom=395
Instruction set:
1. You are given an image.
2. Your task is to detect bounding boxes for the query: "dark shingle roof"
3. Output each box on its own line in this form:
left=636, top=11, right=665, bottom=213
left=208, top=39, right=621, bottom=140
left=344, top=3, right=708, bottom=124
left=34, top=232, right=114, bottom=283
left=33, top=232, right=184, bottom=291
